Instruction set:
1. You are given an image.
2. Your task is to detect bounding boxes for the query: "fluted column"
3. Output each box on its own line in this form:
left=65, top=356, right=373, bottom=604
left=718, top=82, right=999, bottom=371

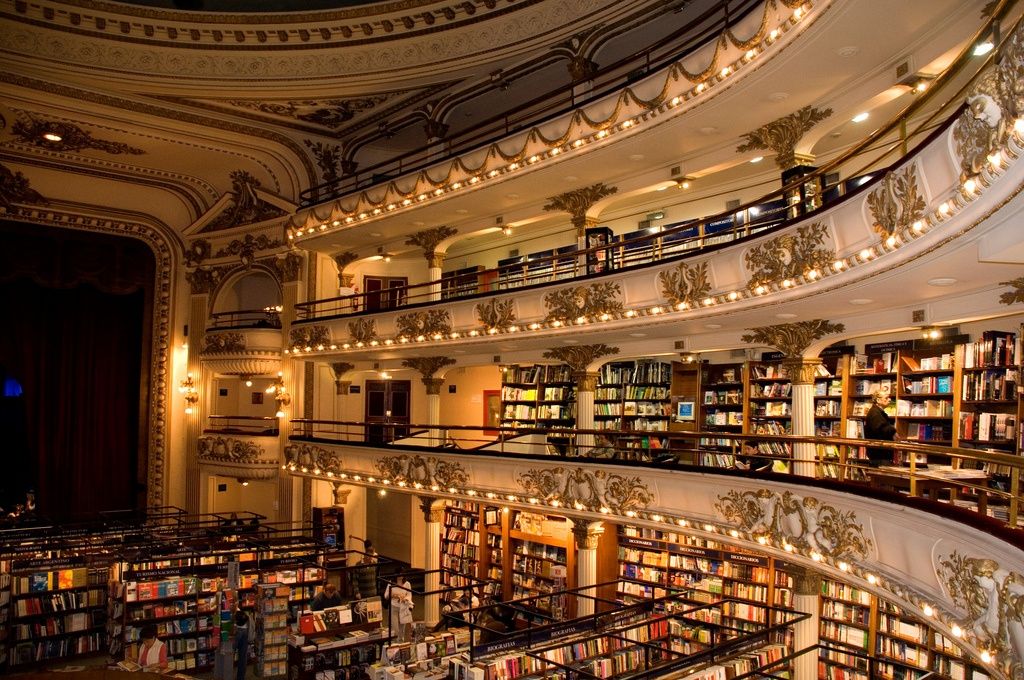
left=574, top=371, right=598, bottom=455
left=791, top=567, right=822, bottom=680
left=542, top=184, right=618, bottom=274
left=571, top=520, right=604, bottom=616
left=420, top=497, right=445, bottom=625
left=405, top=227, right=457, bottom=303
left=427, top=252, right=444, bottom=302
left=424, top=377, right=444, bottom=446
left=783, top=358, right=820, bottom=477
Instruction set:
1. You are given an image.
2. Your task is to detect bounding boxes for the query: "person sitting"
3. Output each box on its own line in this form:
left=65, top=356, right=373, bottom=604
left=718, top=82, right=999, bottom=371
left=137, top=623, right=169, bottom=672
left=434, top=590, right=479, bottom=631
left=310, top=582, right=344, bottom=611
left=734, top=440, right=772, bottom=472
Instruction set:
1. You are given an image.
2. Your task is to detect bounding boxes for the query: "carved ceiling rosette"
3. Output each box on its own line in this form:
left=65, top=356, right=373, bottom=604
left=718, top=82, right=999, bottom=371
left=197, top=436, right=280, bottom=480
left=401, top=356, right=456, bottom=379
left=0, top=161, right=46, bottom=209
left=866, top=166, right=926, bottom=238
left=284, top=443, right=341, bottom=475
left=289, top=325, right=331, bottom=350
left=998, top=276, right=1024, bottom=305
left=405, top=226, right=458, bottom=265
left=348, top=318, right=378, bottom=344
left=543, top=282, right=623, bottom=323
left=658, top=261, right=711, bottom=309
left=741, top=319, right=845, bottom=357
left=202, top=331, right=246, bottom=354
left=736, top=105, right=833, bottom=169
left=543, top=183, right=618, bottom=231
left=518, top=466, right=654, bottom=514
left=375, top=454, right=468, bottom=489
left=715, top=489, right=872, bottom=561
left=395, top=309, right=452, bottom=339
left=745, top=222, right=835, bottom=290
left=475, top=298, right=516, bottom=329
left=543, top=344, right=619, bottom=372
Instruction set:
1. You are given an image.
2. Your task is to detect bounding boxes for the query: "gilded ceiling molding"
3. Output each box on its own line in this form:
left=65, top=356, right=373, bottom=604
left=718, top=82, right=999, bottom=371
left=658, top=261, right=710, bottom=309
left=289, top=325, right=331, bottom=350
left=348, top=318, right=378, bottom=344
left=940, top=552, right=1023, bottom=677
left=305, top=140, right=345, bottom=183
left=401, top=356, right=456, bottom=378
left=867, top=166, right=926, bottom=238
left=405, top=226, right=458, bottom=265
left=542, top=344, right=619, bottom=372
left=202, top=171, right=287, bottom=233
left=953, top=22, right=1024, bottom=180
left=375, top=454, right=468, bottom=490
left=741, top=319, right=845, bottom=357
left=202, top=332, right=246, bottom=354
left=745, top=221, right=834, bottom=290
left=184, top=239, right=212, bottom=267
left=715, top=489, right=872, bottom=561
left=998, top=276, right=1024, bottom=305
left=517, top=467, right=654, bottom=514
left=284, top=443, right=341, bottom=475
left=12, top=112, right=145, bottom=155
left=475, top=298, right=516, bottom=329
left=0, top=161, right=46, bottom=209
left=544, top=282, right=624, bottom=323
left=543, top=183, right=618, bottom=233
left=395, top=309, right=452, bottom=339
left=736, top=105, right=833, bottom=169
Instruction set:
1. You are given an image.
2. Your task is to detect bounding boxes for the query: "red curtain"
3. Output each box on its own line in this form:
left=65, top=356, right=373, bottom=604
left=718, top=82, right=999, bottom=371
left=0, top=221, right=153, bottom=520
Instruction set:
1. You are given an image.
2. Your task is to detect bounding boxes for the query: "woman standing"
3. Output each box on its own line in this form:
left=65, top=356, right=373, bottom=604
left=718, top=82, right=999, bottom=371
left=385, top=576, right=414, bottom=642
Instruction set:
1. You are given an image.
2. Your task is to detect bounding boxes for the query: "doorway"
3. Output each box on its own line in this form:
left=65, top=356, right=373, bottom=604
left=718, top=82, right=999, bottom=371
left=364, top=380, right=411, bottom=443
left=363, top=276, right=408, bottom=311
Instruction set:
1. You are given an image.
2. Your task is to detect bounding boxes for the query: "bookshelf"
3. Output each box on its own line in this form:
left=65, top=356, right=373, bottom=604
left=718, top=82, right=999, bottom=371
left=288, top=598, right=387, bottom=680
left=441, top=265, right=484, bottom=300
left=896, top=348, right=956, bottom=459
left=442, top=500, right=482, bottom=591
left=958, top=331, right=1019, bottom=460
left=596, top=359, right=672, bottom=457
left=481, top=506, right=507, bottom=600
left=748, top=360, right=793, bottom=467
left=698, top=362, right=745, bottom=467
left=255, top=583, right=289, bottom=677
left=0, top=559, right=9, bottom=668
left=500, top=364, right=575, bottom=453
left=509, top=512, right=573, bottom=621
left=815, top=355, right=850, bottom=478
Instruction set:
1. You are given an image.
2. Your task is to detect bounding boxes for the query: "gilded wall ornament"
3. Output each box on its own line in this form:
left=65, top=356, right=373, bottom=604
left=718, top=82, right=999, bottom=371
left=405, top=226, right=458, bottom=264
left=543, top=183, right=619, bottom=230
left=272, top=253, right=303, bottom=283
left=998, top=276, right=1024, bottom=305
left=543, top=344, right=619, bottom=372
left=12, top=113, right=145, bottom=155
left=186, top=267, right=227, bottom=294
left=745, top=222, right=834, bottom=289
left=401, top=356, right=456, bottom=378
left=741, top=319, right=845, bottom=357
left=736, top=105, right=833, bottom=169
left=658, top=261, right=711, bottom=308
left=234, top=96, right=390, bottom=129
left=0, top=161, right=45, bottom=209
left=715, top=489, right=872, bottom=560
left=290, top=325, right=331, bottom=349
left=214, top=233, right=284, bottom=261
left=202, top=331, right=246, bottom=354
left=475, top=298, right=516, bottom=329
left=866, top=166, right=926, bottom=238
left=334, top=251, right=360, bottom=287
left=940, top=552, right=1024, bottom=677
left=197, top=436, right=269, bottom=464
left=305, top=140, right=345, bottom=183
left=203, top=171, right=287, bottom=233
left=375, top=454, right=468, bottom=489
left=184, top=239, right=211, bottom=268
left=284, top=443, right=341, bottom=475
left=348, top=318, right=378, bottom=344
left=518, top=467, right=654, bottom=514
left=544, top=282, right=624, bottom=323
left=396, top=309, right=452, bottom=339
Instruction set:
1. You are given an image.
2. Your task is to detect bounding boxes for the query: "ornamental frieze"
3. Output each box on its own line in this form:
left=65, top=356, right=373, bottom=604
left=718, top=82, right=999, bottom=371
left=197, top=436, right=271, bottom=464
left=940, top=552, right=1024, bottom=677
left=745, top=222, right=834, bottom=289
left=12, top=112, right=145, bottom=155
left=517, top=467, right=654, bottom=514
left=544, top=282, right=623, bottom=323
left=866, top=166, right=926, bottom=238
left=185, top=265, right=229, bottom=295
left=741, top=319, right=845, bottom=357
left=271, top=253, right=303, bottom=283
left=290, top=325, right=331, bottom=349
left=202, top=171, right=287, bottom=233
left=202, top=331, right=246, bottom=354
left=543, top=344, right=618, bottom=372
left=736, top=105, right=832, bottom=169
left=375, top=454, right=468, bottom=490
left=0, top=161, right=46, bottom=209
left=214, top=233, right=284, bottom=260
left=715, top=489, right=872, bottom=561
left=232, top=96, right=391, bottom=130
left=475, top=298, right=516, bottom=329
left=284, top=443, right=341, bottom=475
left=658, top=261, right=710, bottom=309
left=396, top=309, right=452, bottom=339
left=348, top=318, right=378, bottom=344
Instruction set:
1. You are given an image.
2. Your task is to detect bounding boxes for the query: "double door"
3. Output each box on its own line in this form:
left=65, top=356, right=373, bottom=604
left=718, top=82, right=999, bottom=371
left=364, top=380, right=410, bottom=444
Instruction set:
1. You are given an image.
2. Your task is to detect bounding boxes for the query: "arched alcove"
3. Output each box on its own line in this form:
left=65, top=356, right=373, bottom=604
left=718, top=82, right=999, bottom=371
left=211, top=268, right=281, bottom=316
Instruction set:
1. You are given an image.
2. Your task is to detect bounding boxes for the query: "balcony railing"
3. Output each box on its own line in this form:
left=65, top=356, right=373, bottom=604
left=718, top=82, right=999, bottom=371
left=207, top=307, right=282, bottom=331
left=205, top=414, right=280, bottom=436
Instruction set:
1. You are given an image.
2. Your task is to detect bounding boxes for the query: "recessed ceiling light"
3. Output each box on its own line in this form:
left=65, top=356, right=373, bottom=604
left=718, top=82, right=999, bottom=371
left=750, top=156, right=764, bottom=163
left=629, top=154, right=645, bottom=161
left=852, top=112, right=869, bottom=123
left=42, top=132, right=63, bottom=142
left=628, top=332, right=647, bottom=338
left=705, top=323, right=722, bottom=329
left=657, top=186, right=668, bottom=191
left=928, top=277, right=958, bottom=287
left=776, top=313, right=797, bottom=319
left=767, top=92, right=789, bottom=102
left=849, top=298, right=873, bottom=305
left=837, top=46, right=860, bottom=57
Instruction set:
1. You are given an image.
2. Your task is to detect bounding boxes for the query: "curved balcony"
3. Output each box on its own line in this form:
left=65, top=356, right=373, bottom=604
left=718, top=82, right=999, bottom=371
left=196, top=432, right=282, bottom=481
left=200, top=325, right=283, bottom=377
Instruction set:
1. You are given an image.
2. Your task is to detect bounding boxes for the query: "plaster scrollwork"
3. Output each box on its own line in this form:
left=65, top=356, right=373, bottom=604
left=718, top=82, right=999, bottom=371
left=543, top=282, right=623, bottom=323
left=272, top=252, right=303, bottom=283
left=184, top=239, right=211, bottom=267
left=197, top=436, right=270, bottom=464
left=375, top=454, right=468, bottom=490
left=736, top=105, right=833, bottom=169
left=11, top=112, right=145, bottom=155
left=289, top=325, right=331, bottom=350
left=405, top=226, right=458, bottom=263
left=745, top=221, right=834, bottom=290
left=395, top=309, right=452, bottom=339
left=475, top=298, right=516, bottom=329
left=203, top=171, right=287, bottom=233
left=543, top=183, right=618, bottom=231
left=658, top=261, right=710, bottom=309
left=401, top=356, right=456, bottom=379
left=348, top=318, right=378, bottom=344
left=237, top=97, right=390, bottom=129
left=186, top=265, right=229, bottom=295
left=517, top=467, right=654, bottom=514
left=202, top=331, right=246, bottom=354
left=741, top=319, right=845, bottom=357
left=939, top=552, right=1024, bottom=677
left=998, top=276, right=1024, bottom=305
left=866, top=166, right=926, bottom=238
left=284, top=443, right=341, bottom=474
left=0, top=161, right=46, bottom=209
left=715, top=489, right=872, bottom=561
left=214, top=233, right=284, bottom=260
left=305, top=141, right=345, bottom=183
left=543, top=344, right=619, bottom=372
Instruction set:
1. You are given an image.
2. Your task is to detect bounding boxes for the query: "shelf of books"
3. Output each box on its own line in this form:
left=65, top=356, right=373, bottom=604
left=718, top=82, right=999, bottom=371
left=698, top=362, right=745, bottom=466
left=896, top=348, right=956, bottom=459
left=509, top=512, right=573, bottom=623
left=814, top=355, right=850, bottom=478
left=442, top=501, right=482, bottom=591
left=481, top=506, right=507, bottom=600
left=8, top=561, right=109, bottom=667
left=289, top=597, right=387, bottom=680
left=819, top=578, right=873, bottom=680
left=748, top=359, right=793, bottom=469
left=500, top=364, right=576, bottom=453
left=255, top=583, right=289, bottom=677
left=958, top=331, right=1019, bottom=468
left=0, top=559, right=9, bottom=668
left=595, top=360, right=673, bottom=456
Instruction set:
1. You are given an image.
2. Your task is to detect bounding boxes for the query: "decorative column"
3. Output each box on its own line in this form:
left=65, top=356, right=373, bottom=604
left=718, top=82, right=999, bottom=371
left=571, top=519, right=604, bottom=617
left=542, top=183, right=618, bottom=272
left=543, top=344, right=619, bottom=456
left=333, top=251, right=359, bottom=299
left=277, top=251, right=307, bottom=523
left=405, top=226, right=457, bottom=302
left=741, top=320, right=845, bottom=478
left=419, top=497, right=445, bottom=625
left=791, top=566, right=822, bottom=680
left=330, top=362, right=355, bottom=425
left=402, top=356, right=456, bottom=446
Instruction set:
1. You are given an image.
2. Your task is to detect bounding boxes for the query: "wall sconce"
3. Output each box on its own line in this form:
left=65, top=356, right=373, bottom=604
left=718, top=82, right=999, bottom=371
left=679, top=352, right=700, bottom=364
left=179, top=374, right=198, bottom=414
left=238, top=478, right=250, bottom=487
left=240, top=374, right=253, bottom=388
left=266, top=371, right=290, bottom=418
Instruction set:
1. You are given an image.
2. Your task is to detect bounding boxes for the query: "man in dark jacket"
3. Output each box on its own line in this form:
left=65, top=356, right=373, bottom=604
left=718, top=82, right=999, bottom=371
left=864, top=390, right=898, bottom=466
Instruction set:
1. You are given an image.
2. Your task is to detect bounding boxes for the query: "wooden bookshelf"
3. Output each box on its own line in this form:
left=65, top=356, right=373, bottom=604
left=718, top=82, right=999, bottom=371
left=441, top=500, right=482, bottom=591
left=595, top=359, right=673, bottom=458
left=500, top=364, right=576, bottom=453
left=698, top=362, right=745, bottom=467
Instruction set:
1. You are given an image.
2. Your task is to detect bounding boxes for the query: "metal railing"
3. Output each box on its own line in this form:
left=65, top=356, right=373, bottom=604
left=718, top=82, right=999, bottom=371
left=205, top=414, right=280, bottom=436
left=207, top=307, right=282, bottom=330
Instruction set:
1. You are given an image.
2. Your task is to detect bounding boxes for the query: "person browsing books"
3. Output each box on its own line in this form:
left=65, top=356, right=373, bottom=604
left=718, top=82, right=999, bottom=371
left=865, top=388, right=901, bottom=466
left=734, top=440, right=772, bottom=472
left=233, top=607, right=250, bottom=680
left=311, top=582, right=344, bottom=611
left=137, top=623, right=168, bottom=672
left=385, top=576, right=414, bottom=642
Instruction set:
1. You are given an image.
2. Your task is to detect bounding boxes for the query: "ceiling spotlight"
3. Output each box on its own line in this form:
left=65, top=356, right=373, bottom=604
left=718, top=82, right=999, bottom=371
left=749, top=156, right=764, bottom=164
left=974, top=39, right=995, bottom=56
left=852, top=112, right=869, bottom=123
left=42, top=132, right=63, bottom=142
left=502, top=225, right=513, bottom=236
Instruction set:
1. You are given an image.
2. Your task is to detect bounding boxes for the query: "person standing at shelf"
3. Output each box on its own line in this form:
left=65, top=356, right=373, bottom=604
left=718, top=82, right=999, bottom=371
left=352, top=541, right=379, bottom=600
left=865, top=389, right=900, bottom=466
left=385, top=576, right=414, bottom=642
left=137, top=623, right=168, bottom=672
left=233, top=607, right=251, bottom=680
left=310, top=582, right=344, bottom=611
left=734, top=440, right=772, bottom=472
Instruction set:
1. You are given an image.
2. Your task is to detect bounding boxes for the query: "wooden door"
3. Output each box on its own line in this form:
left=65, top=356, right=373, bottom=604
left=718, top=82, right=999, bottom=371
left=363, top=276, right=408, bottom=311
left=364, top=380, right=411, bottom=443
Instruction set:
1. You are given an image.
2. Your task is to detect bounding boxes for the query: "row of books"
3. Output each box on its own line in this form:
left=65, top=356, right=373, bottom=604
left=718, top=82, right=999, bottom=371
left=903, top=374, right=952, bottom=394
left=13, top=589, right=105, bottom=616
left=10, top=633, right=105, bottom=665
left=13, top=610, right=103, bottom=640
left=962, top=368, right=1017, bottom=400
left=504, top=365, right=572, bottom=384
left=962, top=331, right=1017, bottom=367
left=598, top=360, right=672, bottom=385
left=11, top=568, right=102, bottom=595
left=959, top=412, right=1016, bottom=442
left=750, top=382, right=792, bottom=397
